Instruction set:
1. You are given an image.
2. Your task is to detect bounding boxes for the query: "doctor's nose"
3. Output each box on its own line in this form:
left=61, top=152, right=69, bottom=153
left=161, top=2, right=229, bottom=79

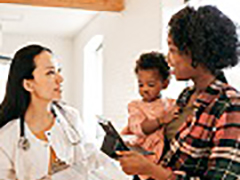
left=56, top=72, right=64, bottom=83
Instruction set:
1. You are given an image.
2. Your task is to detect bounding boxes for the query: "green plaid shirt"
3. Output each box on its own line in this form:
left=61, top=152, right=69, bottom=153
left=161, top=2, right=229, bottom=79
left=161, top=79, right=240, bottom=180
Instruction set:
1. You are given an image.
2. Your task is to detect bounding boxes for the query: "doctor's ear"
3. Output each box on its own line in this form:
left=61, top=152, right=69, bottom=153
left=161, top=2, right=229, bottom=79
left=23, top=79, right=34, bottom=92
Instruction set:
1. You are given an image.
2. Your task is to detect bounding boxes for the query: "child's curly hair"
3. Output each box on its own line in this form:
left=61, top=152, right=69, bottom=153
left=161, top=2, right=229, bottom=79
left=135, top=52, right=170, bottom=81
left=168, top=5, right=240, bottom=75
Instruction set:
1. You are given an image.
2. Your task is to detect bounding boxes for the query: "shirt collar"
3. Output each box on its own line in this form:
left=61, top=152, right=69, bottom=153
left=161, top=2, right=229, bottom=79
left=177, top=79, right=227, bottom=109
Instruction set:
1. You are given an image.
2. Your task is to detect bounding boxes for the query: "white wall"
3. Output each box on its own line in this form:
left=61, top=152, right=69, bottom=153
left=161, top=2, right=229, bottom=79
left=2, top=33, right=73, bottom=103
left=224, top=64, right=240, bottom=91
left=72, top=0, right=182, bottom=130
left=2, top=0, right=239, bottom=135
left=1, top=0, right=185, bottom=132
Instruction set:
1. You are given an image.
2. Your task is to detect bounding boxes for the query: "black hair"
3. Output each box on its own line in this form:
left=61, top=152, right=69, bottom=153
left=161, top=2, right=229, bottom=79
left=0, top=45, right=52, bottom=128
left=135, top=52, right=170, bottom=81
left=168, top=5, right=240, bottom=75
left=216, top=70, right=228, bottom=83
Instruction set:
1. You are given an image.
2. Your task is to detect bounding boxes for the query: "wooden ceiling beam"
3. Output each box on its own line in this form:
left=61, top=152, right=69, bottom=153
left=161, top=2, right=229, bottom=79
left=0, top=0, right=125, bottom=12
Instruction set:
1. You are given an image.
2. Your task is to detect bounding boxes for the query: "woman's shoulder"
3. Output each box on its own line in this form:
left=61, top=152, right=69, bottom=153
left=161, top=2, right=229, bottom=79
left=0, top=119, right=19, bottom=145
left=220, top=83, right=240, bottom=108
left=211, top=80, right=240, bottom=103
left=222, top=83, right=240, bottom=98
left=0, top=119, right=19, bottom=135
left=62, top=104, right=80, bottom=115
left=53, top=102, right=83, bottom=129
left=53, top=102, right=80, bottom=117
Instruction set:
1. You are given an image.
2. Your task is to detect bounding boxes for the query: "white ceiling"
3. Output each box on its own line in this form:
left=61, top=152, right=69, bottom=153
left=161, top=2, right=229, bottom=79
left=0, top=3, right=98, bottom=38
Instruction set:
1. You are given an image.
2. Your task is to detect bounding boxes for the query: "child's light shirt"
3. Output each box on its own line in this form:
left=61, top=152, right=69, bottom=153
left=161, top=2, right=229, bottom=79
left=124, top=98, right=175, bottom=165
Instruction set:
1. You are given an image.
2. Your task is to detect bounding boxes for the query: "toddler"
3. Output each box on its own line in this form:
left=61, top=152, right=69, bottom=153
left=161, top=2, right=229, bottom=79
left=121, top=52, right=175, bottom=180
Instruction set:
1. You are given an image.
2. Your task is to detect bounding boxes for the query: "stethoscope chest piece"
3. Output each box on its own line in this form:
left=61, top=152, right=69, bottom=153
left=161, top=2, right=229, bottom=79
left=18, top=137, right=30, bottom=151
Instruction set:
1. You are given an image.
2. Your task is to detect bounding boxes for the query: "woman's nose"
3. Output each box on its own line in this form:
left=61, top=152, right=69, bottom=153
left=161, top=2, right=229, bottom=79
left=167, top=53, right=173, bottom=67
left=56, top=72, right=64, bottom=83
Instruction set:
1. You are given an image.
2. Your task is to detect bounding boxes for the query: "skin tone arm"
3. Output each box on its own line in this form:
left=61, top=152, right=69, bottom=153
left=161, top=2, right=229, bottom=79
left=141, top=118, right=161, bottom=135
left=141, top=105, right=176, bottom=135
left=121, top=126, right=132, bottom=135
left=117, top=151, right=173, bottom=180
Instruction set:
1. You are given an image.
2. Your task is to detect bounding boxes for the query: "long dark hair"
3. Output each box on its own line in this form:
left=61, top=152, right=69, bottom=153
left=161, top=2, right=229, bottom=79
left=0, top=44, right=52, bottom=128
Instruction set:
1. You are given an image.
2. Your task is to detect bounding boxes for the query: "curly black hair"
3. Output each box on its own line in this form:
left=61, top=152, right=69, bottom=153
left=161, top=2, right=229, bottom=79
left=135, top=52, right=170, bottom=81
left=168, top=5, right=240, bottom=75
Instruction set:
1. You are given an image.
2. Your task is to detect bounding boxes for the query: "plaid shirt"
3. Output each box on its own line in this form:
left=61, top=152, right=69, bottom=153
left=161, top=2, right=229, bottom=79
left=161, top=79, right=240, bottom=180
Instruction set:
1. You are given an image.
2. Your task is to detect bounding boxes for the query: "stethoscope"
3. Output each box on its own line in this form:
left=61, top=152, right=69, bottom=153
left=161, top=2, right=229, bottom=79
left=18, top=102, right=81, bottom=151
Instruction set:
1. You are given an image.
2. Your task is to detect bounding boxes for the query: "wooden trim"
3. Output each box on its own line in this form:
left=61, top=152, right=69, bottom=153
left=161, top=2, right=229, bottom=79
left=0, top=0, right=125, bottom=11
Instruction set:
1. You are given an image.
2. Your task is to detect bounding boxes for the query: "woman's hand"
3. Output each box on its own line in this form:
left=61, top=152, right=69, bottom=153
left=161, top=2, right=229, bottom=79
left=117, top=151, right=174, bottom=180
left=116, top=151, right=154, bottom=176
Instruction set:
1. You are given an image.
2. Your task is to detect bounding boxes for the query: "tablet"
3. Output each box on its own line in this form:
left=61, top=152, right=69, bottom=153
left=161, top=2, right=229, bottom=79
left=97, top=115, right=154, bottom=159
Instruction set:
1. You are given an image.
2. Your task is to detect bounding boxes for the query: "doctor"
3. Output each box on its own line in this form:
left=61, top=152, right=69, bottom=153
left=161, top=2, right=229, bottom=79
left=0, top=44, right=120, bottom=180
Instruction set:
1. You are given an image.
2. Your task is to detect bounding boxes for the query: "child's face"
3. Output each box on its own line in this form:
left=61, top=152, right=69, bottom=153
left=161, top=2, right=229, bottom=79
left=137, top=69, right=164, bottom=102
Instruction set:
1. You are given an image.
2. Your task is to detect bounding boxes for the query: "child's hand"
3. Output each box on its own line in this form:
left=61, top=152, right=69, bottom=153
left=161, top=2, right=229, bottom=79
left=163, top=104, right=178, bottom=124
left=121, top=126, right=132, bottom=135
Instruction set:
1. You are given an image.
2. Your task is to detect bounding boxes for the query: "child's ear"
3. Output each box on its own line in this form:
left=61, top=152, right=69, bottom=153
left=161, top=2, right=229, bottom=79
left=23, top=79, right=34, bottom=92
left=162, top=79, right=170, bottom=89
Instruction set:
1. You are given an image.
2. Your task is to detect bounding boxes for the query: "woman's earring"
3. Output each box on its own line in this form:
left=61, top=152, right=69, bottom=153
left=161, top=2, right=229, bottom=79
left=191, top=60, right=198, bottom=68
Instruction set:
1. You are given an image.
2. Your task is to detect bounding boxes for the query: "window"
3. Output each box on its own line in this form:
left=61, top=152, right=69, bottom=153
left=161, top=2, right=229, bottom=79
left=83, top=35, right=104, bottom=142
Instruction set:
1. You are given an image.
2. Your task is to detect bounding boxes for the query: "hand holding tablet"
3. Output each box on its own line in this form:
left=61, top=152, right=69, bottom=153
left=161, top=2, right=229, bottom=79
left=97, top=115, right=154, bottom=159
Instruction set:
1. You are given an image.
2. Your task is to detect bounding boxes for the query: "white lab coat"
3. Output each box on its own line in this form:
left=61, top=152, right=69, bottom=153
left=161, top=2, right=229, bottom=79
left=0, top=104, right=127, bottom=180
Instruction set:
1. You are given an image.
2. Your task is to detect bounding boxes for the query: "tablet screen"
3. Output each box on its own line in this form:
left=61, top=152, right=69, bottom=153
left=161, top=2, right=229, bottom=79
left=98, top=117, right=129, bottom=158
left=97, top=115, right=154, bottom=158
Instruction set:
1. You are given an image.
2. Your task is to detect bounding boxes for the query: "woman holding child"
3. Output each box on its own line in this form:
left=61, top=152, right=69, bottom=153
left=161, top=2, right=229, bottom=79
left=118, top=5, right=240, bottom=180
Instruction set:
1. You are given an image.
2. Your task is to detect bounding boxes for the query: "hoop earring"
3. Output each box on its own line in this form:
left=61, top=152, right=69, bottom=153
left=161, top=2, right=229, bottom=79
left=191, top=60, right=198, bottom=68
